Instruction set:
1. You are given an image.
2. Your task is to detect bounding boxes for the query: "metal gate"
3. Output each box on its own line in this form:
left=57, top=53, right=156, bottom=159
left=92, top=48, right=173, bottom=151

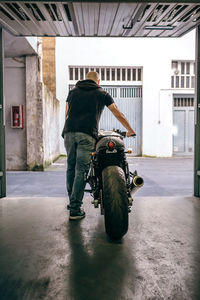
left=99, top=86, right=142, bottom=155
left=173, top=95, right=194, bottom=156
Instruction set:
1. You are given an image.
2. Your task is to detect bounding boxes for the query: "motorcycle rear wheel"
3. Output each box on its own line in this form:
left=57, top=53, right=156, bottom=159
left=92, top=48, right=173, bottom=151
left=102, top=165, right=128, bottom=239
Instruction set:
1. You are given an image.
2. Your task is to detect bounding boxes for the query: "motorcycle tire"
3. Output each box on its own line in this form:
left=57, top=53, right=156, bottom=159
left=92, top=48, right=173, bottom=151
left=102, top=165, right=128, bottom=240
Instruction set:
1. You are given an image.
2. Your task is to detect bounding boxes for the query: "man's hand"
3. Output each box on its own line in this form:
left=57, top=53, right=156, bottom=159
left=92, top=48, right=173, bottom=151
left=108, top=103, right=136, bottom=136
left=126, top=130, right=136, bottom=137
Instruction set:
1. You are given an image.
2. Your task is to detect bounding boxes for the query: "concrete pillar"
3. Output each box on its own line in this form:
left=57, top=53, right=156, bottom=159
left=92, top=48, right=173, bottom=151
left=0, top=28, right=6, bottom=197
left=194, top=25, right=200, bottom=197
left=26, top=56, right=44, bottom=170
left=42, top=37, right=56, bottom=97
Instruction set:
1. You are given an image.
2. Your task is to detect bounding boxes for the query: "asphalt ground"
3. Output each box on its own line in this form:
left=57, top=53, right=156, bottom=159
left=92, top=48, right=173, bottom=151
left=6, top=156, right=194, bottom=197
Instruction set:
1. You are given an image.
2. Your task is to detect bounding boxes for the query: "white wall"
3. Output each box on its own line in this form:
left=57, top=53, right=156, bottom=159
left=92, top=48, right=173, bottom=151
left=56, top=30, right=195, bottom=156
left=5, top=57, right=27, bottom=170
left=43, top=84, right=60, bottom=165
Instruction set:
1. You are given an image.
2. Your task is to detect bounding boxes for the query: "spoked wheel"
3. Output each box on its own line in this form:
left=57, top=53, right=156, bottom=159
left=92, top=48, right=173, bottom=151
left=102, top=165, right=128, bottom=239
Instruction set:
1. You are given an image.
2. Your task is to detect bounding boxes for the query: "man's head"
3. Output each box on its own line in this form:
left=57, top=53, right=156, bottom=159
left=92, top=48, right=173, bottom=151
left=86, top=71, right=100, bottom=85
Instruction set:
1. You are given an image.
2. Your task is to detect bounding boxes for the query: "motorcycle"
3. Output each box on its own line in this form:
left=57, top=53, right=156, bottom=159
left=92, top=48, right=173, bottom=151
left=85, top=129, right=144, bottom=240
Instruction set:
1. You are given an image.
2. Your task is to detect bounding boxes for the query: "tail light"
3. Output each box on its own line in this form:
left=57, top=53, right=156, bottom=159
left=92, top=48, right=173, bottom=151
left=108, top=141, right=115, bottom=150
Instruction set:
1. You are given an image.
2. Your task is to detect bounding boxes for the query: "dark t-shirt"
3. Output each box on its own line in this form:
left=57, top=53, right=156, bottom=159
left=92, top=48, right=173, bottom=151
left=62, top=80, right=114, bottom=139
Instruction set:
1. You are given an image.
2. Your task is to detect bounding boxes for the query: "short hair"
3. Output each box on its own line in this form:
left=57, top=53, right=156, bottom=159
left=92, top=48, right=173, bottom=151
left=86, top=71, right=99, bottom=83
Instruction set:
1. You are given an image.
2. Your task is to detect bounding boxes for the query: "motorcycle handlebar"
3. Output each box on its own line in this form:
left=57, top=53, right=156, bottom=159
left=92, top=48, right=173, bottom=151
left=114, top=129, right=136, bottom=138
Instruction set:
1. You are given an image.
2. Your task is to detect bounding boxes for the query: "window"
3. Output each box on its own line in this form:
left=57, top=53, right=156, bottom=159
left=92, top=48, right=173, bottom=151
left=191, top=76, right=195, bottom=88
left=75, top=68, right=78, bottom=80
left=181, top=62, right=185, bottom=74
left=186, top=76, right=190, bottom=88
left=122, top=69, right=126, bottom=81
left=181, top=76, right=185, bottom=88
left=132, top=69, right=136, bottom=80
left=176, top=76, right=179, bottom=88
left=117, top=68, right=120, bottom=80
left=112, top=68, right=115, bottom=81
left=172, top=61, right=178, bottom=69
left=68, top=66, right=143, bottom=82
left=138, top=69, right=142, bottom=81
left=127, top=69, right=131, bottom=81
left=69, top=67, right=73, bottom=80
left=80, top=68, right=84, bottom=80
left=101, top=68, right=105, bottom=80
left=171, top=76, right=174, bottom=88
left=186, top=62, right=190, bottom=74
left=106, top=68, right=110, bottom=80
left=85, top=68, right=89, bottom=77
left=171, top=61, right=195, bottom=89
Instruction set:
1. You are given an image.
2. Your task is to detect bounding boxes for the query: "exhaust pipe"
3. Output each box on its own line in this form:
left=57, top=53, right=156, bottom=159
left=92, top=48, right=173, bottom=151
left=130, top=174, right=144, bottom=195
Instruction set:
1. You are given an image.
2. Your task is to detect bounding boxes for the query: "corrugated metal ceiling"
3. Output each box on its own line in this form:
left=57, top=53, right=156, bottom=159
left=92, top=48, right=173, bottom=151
left=0, top=1, right=199, bottom=37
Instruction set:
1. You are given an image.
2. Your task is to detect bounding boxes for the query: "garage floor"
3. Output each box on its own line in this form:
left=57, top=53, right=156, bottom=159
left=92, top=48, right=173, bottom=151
left=0, top=195, right=200, bottom=300
left=1, top=157, right=200, bottom=300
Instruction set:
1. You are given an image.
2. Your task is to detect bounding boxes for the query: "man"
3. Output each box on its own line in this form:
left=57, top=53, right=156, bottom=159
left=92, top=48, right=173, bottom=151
left=63, top=71, right=135, bottom=220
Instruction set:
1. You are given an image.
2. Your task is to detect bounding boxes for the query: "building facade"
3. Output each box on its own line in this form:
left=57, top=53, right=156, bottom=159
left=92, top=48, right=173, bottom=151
left=56, top=30, right=195, bottom=157
left=5, top=34, right=60, bottom=170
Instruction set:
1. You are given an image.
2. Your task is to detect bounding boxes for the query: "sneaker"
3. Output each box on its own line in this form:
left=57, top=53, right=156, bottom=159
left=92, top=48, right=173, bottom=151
left=69, top=209, right=86, bottom=220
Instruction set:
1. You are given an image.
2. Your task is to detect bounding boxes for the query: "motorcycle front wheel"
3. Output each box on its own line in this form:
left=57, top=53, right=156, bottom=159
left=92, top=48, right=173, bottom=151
left=102, top=165, right=128, bottom=240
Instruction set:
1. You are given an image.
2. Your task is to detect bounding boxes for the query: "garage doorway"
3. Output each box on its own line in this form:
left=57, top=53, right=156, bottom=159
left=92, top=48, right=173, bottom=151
left=173, top=94, right=194, bottom=156
left=100, top=86, right=142, bottom=156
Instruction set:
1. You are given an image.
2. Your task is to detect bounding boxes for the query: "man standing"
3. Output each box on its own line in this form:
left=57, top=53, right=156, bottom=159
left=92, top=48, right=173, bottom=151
left=62, top=71, right=135, bottom=220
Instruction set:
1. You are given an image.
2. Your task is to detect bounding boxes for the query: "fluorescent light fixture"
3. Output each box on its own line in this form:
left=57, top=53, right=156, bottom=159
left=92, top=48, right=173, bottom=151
left=144, top=25, right=174, bottom=30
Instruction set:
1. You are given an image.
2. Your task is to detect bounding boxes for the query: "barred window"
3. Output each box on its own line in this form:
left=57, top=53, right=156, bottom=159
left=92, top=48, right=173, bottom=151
left=127, top=69, right=131, bottom=81
left=101, top=68, right=105, bottom=80
left=75, top=68, right=78, bottom=80
left=69, top=67, right=73, bottom=80
left=186, top=62, right=190, bottom=74
left=106, top=68, right=110, bottom=81
left=176, top=76, right=179, bottom=88
left=186, top=76, right=190, bottom=88
left=171, top=60, right=195, bottom=89
left=191, top=76, right=195, bottom=88
left=80, top=68, right=84, bottom=80
left=181, top=62, right=185, bottom=74
left=117, top=68, right=120, bottom=80
left=112, top=68, right=115, bottom=81
left=68, top=66, right=143, bottom=82
left=132, top=69, right=136, bottom=81
left=138, top=69, right=142, bottom=81
left=122, top=68, right=126, bottom=81
left=181, top=76, right=184, bottom=88
left=85, top=68, right=89, bottom=77
left=171, top=76, right=174, bottom=88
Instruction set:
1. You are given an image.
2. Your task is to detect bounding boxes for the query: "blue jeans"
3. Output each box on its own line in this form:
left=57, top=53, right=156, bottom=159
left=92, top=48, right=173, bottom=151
left=64, top=132, right=96, bottom=212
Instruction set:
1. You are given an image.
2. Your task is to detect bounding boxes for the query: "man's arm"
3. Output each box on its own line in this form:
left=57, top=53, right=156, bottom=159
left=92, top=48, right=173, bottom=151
left=65, top=102, right=69, bottom=120
left=108, top=103, right=135, bottom=137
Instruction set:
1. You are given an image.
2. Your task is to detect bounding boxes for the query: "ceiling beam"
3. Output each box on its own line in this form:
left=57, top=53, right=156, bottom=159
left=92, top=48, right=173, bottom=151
left=1, top=0, right=200, bottom=3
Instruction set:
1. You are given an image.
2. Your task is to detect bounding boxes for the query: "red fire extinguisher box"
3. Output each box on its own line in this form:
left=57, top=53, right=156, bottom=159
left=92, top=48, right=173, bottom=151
left=11, top=105, right=23, bottom=129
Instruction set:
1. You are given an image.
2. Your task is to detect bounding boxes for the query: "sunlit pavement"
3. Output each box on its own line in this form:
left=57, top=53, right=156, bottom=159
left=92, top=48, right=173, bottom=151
left=1, top=156, right=200, bottom=300
left=6, top=156, right=194, bottom=197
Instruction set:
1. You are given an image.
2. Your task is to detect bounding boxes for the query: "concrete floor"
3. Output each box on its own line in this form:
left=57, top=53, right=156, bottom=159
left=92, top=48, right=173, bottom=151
left=1, top=157, right=200, bottom=300
left=0, top=195, right=200, bottom=300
